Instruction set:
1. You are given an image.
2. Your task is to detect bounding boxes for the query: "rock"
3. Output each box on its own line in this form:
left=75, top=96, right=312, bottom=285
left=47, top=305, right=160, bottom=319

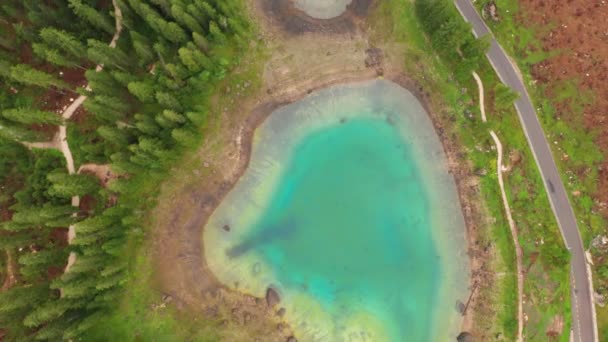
left=277, top=307, right=286, bottom=317
left=162, top=294, right=173, bottom=304
left=286, top=337, right=297, bottom=342
left=222, top=224, right=231, bottom=232
left=595, top=292, right=606, bottom=307
left=266, top=287, right=281, bottom=308
left=455, top=300, right=466, bottom=314
left=591, top=235, right=608, bottom=249
left=243, top=311, right=252, bottom=323
left=204, top=305, right=218, bottom=318
left=509, top=151, right=522, bottom=165
left=364, top=47, right=383, bottom=68
left=474, top=168, right=488, bottom=177
left=572, top=190, right=581, bottom=197
left=482, top=1, right=499, bottom=22
left=457, top=332, right=474, bottom=342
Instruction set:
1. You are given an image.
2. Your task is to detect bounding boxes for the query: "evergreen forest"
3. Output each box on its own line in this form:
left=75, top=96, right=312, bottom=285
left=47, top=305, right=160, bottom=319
left=0, top=0, right=250, bottom=339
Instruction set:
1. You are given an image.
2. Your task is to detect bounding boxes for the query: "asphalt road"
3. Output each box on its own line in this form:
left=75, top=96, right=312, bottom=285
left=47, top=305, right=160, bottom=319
left=453, top=1, right=597, bottom=341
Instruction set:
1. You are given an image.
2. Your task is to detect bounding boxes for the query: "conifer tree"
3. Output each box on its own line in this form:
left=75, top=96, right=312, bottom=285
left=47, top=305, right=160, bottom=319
left=127, top=81, right=155, bottom=103
left=87, top=39, right=130, bottom=70
left=18, top=248, right=68, bottom=280
left=39, top=28, right=87, bottom=60
left=97, top=125, right=130, bottom=146
left=2, top=107, right=63, bottom=125
left=208, top=21, right=226, bottom=43
left=192, top=32, right=209, bottom=52
left=9, top=64, right=68, bottom=89
left=171, top=4, right=203, bottom=34
left=160, top=21, right=188, bottom=44
left=129, top=31, right=155, bottom=65
left=155, top=91, right=181, bottom=111
left=47, top=172, right=100, bottom=198
left=85, top=69, right=121, bottom=95
left=32, top=43, right=82, bottom=69
left=68, top=0, right=114, bottom=34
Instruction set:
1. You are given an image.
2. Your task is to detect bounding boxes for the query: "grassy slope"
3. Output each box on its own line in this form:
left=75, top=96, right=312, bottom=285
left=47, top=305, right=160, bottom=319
left=472, top=0, right=607, bottom=338
left=370, top=1, right=570, bottom=340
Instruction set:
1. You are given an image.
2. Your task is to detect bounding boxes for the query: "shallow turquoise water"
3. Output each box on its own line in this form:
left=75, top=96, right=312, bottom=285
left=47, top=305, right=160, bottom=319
left=204, top=80, right=468, bottom=341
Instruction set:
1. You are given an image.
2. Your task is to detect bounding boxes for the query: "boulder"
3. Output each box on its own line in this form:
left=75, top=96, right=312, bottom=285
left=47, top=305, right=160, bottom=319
left=482, top=1, right=499, bottom=22
left=266, top=287, right=281, bottom=308
left=457, top=332, right=474, bottom=342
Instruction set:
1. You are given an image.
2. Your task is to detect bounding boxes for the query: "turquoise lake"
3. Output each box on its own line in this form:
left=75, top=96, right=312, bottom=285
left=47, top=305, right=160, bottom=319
left=204, top=80, right=469, bottom=341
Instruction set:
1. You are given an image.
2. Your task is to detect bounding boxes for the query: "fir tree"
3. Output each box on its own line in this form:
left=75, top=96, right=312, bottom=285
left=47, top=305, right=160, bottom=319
left=9, top=64, right=68, bottom=89
left=39, top=28, right=87, bottom=60
left=1, top=107, right=63, bottom=125
left=68, top=0, right=114, bottom=34
left=47, top=172, right=100, bottom=198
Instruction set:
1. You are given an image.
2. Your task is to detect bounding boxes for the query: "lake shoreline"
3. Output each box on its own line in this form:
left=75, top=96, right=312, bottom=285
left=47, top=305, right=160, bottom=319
left=152, top=4, right=492, bottom=338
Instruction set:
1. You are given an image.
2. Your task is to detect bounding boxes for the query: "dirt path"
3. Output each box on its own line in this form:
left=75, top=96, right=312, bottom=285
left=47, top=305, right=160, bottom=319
left=473, top=71, right=524, bottom=342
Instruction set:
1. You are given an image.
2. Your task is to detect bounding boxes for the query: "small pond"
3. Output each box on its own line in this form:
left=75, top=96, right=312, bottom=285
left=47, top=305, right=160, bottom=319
left=204, top=80, right=469, bottom=341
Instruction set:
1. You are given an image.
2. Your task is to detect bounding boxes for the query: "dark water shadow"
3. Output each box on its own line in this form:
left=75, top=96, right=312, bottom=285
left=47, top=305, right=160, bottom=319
left=226, top=217, right=298, bottom=258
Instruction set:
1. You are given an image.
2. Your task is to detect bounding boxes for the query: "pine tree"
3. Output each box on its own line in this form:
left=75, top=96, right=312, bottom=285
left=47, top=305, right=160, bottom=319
left=171, top=4, right=203, bottom=34
left=9, top=204, right=76, bottom=228
left=39, top=28, right=87, bottom=60
left=2, top=107, right=63, bottom=125
left=33, top=317, right=72, bottom=341
left=127, top=81, right=155, bottom=103
left=160, top=20, right=188, bottom=44
left=47, top=172, right=100, bottom=198
left=0, top=283, right=49, bottom=334
left=0, top=118, right=41, bottom=142
left=172, top=127, right=198, bottom=146
left=192, top=32, right=209, bottom=52
left=85, top=69, right=121, bottom=95
left=97, top=125, right=130, bottom=146
left=68, top=0, right=115, bottom=34
left=195, top=0, right=217, bottom=22
left=134, top=113, right=160, bottom=135
left=32, top=43, right=82, bottom=69
left=162, top=110, right=186, bottom=124
left=129, top=31, right=155, bottom=65
left=87, top=39, right=130, bottom=70
left=23, top=299, right=73, bottom=328
left=18, top=248, right=68, bottom=280
left=9, top=64, right=69, bottom=89
left=208, top=21, right=226, bottom=43
left=155, top=91, right=181, bottom=111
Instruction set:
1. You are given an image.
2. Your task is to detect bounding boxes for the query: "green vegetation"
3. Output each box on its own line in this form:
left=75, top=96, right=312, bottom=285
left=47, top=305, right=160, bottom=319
left=472, top=0, right=607, bottom=338
left=372, top=0, right=570, bottom=339
left=0, top=0, right=253, bottom=340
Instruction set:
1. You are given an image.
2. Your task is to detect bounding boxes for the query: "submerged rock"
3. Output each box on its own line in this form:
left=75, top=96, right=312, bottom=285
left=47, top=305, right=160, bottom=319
left=266, top=287, right=281, bottom=308
left=457, top=332, right=474, bottom=342
left=455, top=300, right=466, bottom=314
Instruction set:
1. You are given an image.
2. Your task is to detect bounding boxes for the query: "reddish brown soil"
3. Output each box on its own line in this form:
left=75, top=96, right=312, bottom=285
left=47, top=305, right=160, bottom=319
left=517, top=1, right=608, bottom=214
